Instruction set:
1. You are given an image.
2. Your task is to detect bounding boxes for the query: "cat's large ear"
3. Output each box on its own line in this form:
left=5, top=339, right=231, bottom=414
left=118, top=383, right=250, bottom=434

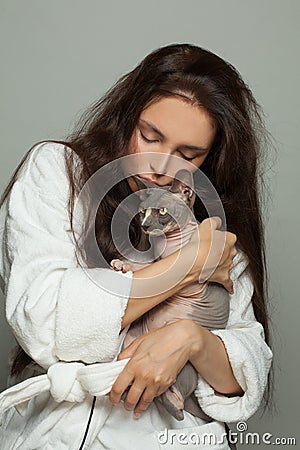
left=169, top=169, right=195, bottom=207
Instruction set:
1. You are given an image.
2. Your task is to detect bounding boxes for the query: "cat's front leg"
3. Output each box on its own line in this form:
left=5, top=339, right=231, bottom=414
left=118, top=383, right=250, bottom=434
left=110, top=258, right=134, bottom=273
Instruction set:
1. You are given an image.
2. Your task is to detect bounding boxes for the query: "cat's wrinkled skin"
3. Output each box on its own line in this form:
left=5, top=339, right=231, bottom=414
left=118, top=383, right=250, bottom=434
left=111, top=169, right=230, bottom=421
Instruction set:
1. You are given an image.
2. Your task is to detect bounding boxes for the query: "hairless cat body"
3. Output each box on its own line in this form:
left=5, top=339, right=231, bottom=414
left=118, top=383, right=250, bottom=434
left=110, top=169, right=230, bottom=421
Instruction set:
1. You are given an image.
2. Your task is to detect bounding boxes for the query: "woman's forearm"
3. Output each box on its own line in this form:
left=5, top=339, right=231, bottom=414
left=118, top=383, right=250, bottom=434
left=121, top=245, right=196, bottom=329
left=188, top=322, right=244, bottom=396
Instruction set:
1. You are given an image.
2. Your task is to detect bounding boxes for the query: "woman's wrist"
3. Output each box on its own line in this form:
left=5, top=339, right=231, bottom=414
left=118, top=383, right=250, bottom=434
left=180, top=237, right=207, bottom=284
left=176, top=319, right=207, bottom=359
left=174, top=319, right=244, bottom=396
left=188, top=322, right=244, bottom=396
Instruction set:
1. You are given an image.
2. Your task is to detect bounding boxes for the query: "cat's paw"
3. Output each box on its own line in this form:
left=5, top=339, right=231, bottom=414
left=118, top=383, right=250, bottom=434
left=110, top=259, right=132, bottom=273
left=160, top=385, right=185, bottom=421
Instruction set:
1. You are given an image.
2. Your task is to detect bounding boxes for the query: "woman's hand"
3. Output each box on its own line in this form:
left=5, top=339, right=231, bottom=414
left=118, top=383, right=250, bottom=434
left=109, top=319, right=202, bottom=418
left=186, top=216, right=237, bottom=294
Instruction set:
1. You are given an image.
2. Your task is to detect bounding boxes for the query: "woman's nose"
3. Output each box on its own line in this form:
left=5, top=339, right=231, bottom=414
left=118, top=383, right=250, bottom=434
left=150, top=150, right=183, bottom=179
left=149, top=150, right=173, bottom=176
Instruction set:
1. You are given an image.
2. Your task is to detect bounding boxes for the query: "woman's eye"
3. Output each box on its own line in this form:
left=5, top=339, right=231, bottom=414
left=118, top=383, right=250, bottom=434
left=178, top=152, right=195, bottom=161
left=140, top=130, right=159, bottom=143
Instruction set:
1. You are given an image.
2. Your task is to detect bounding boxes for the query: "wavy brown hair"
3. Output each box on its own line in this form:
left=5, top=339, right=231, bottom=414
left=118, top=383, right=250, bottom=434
left=0, top=43, right=273, bottom=409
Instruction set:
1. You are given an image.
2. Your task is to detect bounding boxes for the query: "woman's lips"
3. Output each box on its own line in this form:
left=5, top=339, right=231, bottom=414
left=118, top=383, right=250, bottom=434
left=138, top=176, right=159, bottom=185
left=135, top=175, right=171, bottom=188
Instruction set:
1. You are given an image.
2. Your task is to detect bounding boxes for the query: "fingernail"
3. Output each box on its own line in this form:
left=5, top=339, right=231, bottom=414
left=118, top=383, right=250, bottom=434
left=133, top=412, right=141, bottom=419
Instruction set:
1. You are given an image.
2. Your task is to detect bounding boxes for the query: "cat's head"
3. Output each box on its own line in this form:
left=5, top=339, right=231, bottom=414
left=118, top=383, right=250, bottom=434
left=129, top=169, right=196, bottom=235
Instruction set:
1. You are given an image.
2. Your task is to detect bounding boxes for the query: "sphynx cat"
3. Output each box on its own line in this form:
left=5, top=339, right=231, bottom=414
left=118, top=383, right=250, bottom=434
left=110, top=169, right=230, bottom=420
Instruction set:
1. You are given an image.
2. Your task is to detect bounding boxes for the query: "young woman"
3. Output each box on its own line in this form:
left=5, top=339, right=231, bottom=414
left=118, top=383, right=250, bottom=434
left=0, top=43, right=273, bottom=449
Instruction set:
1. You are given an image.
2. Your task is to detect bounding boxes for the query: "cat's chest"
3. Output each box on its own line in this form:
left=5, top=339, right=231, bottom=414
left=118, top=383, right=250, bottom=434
left=159, top=219, right=199, bottom=258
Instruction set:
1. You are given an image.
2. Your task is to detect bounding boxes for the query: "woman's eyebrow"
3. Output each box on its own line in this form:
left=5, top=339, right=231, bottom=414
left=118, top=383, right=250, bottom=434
left=139, top=119, right=165, bottom=138
left=139, top=119, right=210, bottom=152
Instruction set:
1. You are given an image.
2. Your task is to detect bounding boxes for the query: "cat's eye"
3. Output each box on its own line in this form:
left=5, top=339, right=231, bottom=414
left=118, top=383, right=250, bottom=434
left=159, top=207, right=168, bottom=215
left=139, top=208, right=146, bottom=214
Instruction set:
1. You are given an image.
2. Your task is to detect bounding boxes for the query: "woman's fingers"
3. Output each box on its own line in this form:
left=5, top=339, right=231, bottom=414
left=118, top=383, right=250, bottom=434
left=123, top=379, right=164, bottom=416
left=123, top=383, right=155, bottom=416
left=202, top=216, right=222, bottom=230
left=122, top=383, right=146, bottom=411
left=206, top=231, right=237, bottom=293
left=117, top=336, right=143, bottom=360
left=224, top=277, right=234, bottom=295
left=109, top=366, right=135, bottom=405
left=109, top=321, right=196, bottom=417
left=109, top=357, right=169, bottom=416
left=188, top=218, right=238, bottom=288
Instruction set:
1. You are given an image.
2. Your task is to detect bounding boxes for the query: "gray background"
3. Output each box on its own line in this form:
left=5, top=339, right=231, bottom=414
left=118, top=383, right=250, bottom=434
left=0, top=0, right=299, bottom=447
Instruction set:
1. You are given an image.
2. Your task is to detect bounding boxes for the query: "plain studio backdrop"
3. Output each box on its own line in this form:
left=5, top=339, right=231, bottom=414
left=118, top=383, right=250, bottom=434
left=0, top=0, right=299, bottom=447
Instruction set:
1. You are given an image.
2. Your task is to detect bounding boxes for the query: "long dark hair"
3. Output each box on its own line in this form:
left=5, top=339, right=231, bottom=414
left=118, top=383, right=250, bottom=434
left=0, top=43, right=273, bottom=409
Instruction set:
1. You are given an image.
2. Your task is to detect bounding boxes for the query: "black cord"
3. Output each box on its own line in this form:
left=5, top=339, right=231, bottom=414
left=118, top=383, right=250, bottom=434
left=78, top=396, right=97, bottom=450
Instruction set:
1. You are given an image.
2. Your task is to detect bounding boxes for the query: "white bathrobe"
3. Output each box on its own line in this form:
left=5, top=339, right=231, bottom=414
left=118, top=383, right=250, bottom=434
left=0, top=141, right=273, bottom=450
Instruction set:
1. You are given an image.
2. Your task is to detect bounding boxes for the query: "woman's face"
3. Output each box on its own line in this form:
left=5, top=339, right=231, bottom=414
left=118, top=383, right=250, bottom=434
left=126, top=96, right=216, bottom=192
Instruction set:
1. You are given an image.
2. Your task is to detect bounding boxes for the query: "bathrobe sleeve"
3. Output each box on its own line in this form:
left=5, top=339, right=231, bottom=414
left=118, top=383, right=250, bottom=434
left=0, top=142, right=133, bottom=370
left=193, top=250, right=273, bottom=422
